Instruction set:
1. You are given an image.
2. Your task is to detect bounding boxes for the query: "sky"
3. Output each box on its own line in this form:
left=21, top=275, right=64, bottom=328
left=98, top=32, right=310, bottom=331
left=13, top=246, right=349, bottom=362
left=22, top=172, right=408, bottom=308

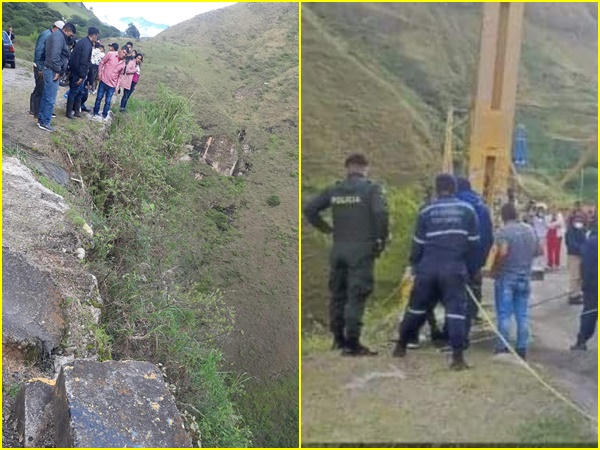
left=83, top=2, right=236, bottom=37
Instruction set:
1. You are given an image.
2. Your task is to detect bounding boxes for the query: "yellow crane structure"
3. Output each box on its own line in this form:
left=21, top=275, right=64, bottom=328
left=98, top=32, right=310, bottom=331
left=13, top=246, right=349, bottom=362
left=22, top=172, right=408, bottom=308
left=467, top=3, right=525, bottom=209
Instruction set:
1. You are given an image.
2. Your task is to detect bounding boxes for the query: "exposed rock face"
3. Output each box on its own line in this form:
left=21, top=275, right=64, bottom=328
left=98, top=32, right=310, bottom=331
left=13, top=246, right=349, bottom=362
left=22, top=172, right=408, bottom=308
left=55, top=360, right=191, bottom=448
left=2, top=157, right=101, bottom=358
left=15, top=380, right=55, bottom=447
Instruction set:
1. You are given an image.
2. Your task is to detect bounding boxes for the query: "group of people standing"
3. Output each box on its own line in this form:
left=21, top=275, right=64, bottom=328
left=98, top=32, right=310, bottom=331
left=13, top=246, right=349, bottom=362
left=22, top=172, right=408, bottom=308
left=526, top=201, right=595, bottom=305
left=30, top=20, right=144, bottom=132
left=304, top=154, right=597, bottom=371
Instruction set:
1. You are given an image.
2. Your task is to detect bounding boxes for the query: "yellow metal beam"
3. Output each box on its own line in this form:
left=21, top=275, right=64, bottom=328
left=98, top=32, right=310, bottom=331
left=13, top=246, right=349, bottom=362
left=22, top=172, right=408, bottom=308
left=467, top=3, right=525, bottom=208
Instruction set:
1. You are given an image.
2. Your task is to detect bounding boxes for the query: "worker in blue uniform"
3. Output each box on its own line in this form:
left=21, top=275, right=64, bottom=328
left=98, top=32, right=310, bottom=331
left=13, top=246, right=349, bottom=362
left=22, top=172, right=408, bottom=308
left=571, top=221, right=597, bottom=351
left=456, top=177, right=494, bottom=340
left=393, top=174, right=480, bottom=370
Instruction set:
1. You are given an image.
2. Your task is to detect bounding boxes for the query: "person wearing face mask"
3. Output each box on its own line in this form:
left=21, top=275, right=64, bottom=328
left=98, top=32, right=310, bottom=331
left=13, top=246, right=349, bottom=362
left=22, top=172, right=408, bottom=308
left=565, top=214, right=588, bottom=305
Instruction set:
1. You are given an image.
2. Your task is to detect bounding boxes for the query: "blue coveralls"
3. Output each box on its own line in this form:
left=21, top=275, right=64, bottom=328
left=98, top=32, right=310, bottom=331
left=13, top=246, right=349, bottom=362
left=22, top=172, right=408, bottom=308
left=578, top=234, right=597, bottom=344
left=398, top=195, right=480, bottom=352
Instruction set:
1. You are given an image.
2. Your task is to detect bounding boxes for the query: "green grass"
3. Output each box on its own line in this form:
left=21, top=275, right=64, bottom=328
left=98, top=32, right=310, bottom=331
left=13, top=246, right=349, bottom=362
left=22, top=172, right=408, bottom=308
left=236, top=374, right=299, bottom=447
left=54, top=87, right=253, bottom=447
left=3, top=2, right=121, bottom=40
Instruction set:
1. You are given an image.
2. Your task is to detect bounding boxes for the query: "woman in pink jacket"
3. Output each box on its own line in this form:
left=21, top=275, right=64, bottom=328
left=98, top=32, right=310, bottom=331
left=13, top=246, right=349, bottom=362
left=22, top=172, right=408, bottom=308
left=118, top=54, right=139, bottom=112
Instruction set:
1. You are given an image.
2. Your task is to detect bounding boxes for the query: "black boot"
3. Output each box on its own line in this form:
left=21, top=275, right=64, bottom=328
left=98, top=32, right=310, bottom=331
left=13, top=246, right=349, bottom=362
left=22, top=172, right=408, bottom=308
left=392, top=340, right=407, bottom=358
left=331, top=333, right=345, bottom=350
left=73, top=98, right=82, bottom=118
left=516, top=348, right=527, bottom=360
left=570, top=339, right=588, bottom=351
left=569, top=294, right=584, bottom=305
left=66, top=98, right=75, bottom=119
left=449, top=350, right=469, bottom=371
left=342, top=337, right=378, bottom=357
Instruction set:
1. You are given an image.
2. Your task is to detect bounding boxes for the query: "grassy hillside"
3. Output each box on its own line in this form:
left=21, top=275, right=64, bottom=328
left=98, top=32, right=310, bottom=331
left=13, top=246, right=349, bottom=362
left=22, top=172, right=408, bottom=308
left=2, top=2, right=121, bottom=39
left=124, top=4, right=299, bottom=446
left=302, top=2, right=597, bottom=326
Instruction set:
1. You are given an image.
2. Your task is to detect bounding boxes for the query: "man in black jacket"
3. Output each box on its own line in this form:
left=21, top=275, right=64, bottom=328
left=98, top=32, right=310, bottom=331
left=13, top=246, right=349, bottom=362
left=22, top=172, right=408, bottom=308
left=67, top=27, right=99, bottom=119
left=38, top=22, right=76, bottom=132
left=304, top=153, right=389, bottom=356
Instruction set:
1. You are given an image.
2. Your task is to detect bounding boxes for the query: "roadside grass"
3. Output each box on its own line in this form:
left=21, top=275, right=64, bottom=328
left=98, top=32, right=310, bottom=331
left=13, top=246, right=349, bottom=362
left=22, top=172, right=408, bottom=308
left=301, top=342, right=597, bottom=445
left=53, top=86, right=252, bottom=447
left=236, top=373, right=299, bottom=448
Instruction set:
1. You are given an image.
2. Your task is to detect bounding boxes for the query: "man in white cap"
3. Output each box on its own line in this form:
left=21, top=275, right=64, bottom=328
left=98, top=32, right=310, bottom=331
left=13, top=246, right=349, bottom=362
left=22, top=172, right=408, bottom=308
left=29, top=20, right=64, bottom=120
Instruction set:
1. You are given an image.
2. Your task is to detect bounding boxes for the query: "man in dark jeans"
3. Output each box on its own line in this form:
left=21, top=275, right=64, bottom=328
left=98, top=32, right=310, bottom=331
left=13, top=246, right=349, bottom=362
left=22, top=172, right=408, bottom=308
left=67, top=27, right=98, bottom=119
left=491, top=203, right=540, bottom=360
left=38, top=22, right=76, bottom=132
left=29, top=21, right=64, bottom=119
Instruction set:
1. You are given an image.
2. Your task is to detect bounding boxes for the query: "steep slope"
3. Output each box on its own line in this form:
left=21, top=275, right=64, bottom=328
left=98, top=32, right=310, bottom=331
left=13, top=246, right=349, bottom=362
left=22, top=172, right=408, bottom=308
left=2, top=2, right=121, bottom=38
left=302, top=2, right=597, bottom=325
left=133, top=3, right=299, bottom=380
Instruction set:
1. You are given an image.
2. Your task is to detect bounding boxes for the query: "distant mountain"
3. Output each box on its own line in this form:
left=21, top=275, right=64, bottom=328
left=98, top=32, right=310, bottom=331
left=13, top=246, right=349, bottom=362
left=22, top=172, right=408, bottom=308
left=117, top=16, right=169, bottom=37
left=121, top=16, right=169, bottom=30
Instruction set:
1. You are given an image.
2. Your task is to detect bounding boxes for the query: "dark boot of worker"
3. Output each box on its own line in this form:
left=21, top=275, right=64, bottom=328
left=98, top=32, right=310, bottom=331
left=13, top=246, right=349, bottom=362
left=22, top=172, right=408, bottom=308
left=73, top=98, right=82, bottom=118
left=331, top=333, right=346, bottom=351
left=516, top=348, right=527, bottom=360
left=449, top=350, right=469, bottom=371
left=569, top=294, right=584, bottom=305
left=66, top=99, right=75, bottom=119
left=570, top=340, right=588, bottom=351
left=342, top=337, right=378, bottom=357
left=392, top=341, right=407, bottom=358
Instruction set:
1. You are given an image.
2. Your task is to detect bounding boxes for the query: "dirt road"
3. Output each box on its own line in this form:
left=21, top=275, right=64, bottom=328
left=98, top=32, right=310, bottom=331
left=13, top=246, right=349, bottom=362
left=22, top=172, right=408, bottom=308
left=302, top=268, right=597, bottom=445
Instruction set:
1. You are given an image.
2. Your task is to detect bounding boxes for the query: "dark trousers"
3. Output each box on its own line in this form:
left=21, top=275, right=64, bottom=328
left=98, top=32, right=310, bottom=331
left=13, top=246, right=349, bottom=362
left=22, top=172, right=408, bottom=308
left=578, top=290, right=597, bottom=344
left=120, top=81, right=137, bottom=110
left=329, top=246, right=374, bottom=341
left=30, top=66, right=44, bottom=117
left=68, top=74, right=87, bottom=102
left=399, top=272, right=468, bottom=351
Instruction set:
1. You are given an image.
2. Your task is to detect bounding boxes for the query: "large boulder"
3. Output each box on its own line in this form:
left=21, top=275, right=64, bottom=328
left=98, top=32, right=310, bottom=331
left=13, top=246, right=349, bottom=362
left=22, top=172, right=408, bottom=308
left=2, top=157, right=101, bottom=359
left=14, top=380, right=55, bottom=447
left=55, top=360, right=191, bottom=448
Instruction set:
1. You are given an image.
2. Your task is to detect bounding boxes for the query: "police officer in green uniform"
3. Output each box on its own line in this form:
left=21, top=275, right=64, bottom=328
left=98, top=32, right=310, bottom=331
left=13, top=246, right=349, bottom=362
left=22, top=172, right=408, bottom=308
left=304, top=153, right=389, bottom=356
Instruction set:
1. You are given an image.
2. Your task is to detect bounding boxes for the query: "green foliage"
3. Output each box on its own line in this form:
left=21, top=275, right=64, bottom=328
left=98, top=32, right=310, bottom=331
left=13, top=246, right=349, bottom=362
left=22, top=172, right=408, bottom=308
left=38, top=175, right=68, bottom=198
left=236, top=374, right=299, bottom=447
left=2, top=2, right=121, bottom=39
left=56, top=87, right=252, bottom=447
left=266, top=194, right=281, bottom=207
left=126, top=22, right=140, bottom=40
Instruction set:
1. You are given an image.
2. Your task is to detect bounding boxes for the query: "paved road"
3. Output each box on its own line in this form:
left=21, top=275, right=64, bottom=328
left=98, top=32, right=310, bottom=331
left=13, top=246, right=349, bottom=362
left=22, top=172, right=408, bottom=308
left=528, top=267, right=597, bottom=422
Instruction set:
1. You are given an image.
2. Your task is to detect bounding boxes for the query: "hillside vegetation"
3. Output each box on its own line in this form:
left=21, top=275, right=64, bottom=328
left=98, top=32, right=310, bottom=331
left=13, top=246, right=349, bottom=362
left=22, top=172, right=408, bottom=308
left=2, top=2, right=121, bottom=39
left=302, top=2, right=597, bottom=326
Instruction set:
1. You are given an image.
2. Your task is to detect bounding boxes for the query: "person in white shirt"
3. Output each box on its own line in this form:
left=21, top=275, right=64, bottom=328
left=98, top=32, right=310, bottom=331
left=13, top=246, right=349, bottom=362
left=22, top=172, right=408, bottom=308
left=89, top=42, right=105, bottom=94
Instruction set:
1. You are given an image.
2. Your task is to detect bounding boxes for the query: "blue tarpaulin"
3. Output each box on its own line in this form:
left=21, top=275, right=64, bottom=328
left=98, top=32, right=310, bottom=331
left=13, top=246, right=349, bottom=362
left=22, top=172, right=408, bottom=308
left=513, top=123, right=528, bottom=168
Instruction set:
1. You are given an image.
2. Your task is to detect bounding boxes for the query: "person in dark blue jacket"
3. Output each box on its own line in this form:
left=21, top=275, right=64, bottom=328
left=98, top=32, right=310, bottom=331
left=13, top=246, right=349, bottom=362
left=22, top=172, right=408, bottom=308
left=29, top=21, right=64, bottom=120
left=456, top=177, right=493, bottom=334
left=565, top=214, right=588, bottom=304
left=67, top=27, right=99, bottom=119
left=571, top=223, right=597, bottom=351
left=38, top=22, right=76, bottom=132
left=393, top=174, right=480, bottom=370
